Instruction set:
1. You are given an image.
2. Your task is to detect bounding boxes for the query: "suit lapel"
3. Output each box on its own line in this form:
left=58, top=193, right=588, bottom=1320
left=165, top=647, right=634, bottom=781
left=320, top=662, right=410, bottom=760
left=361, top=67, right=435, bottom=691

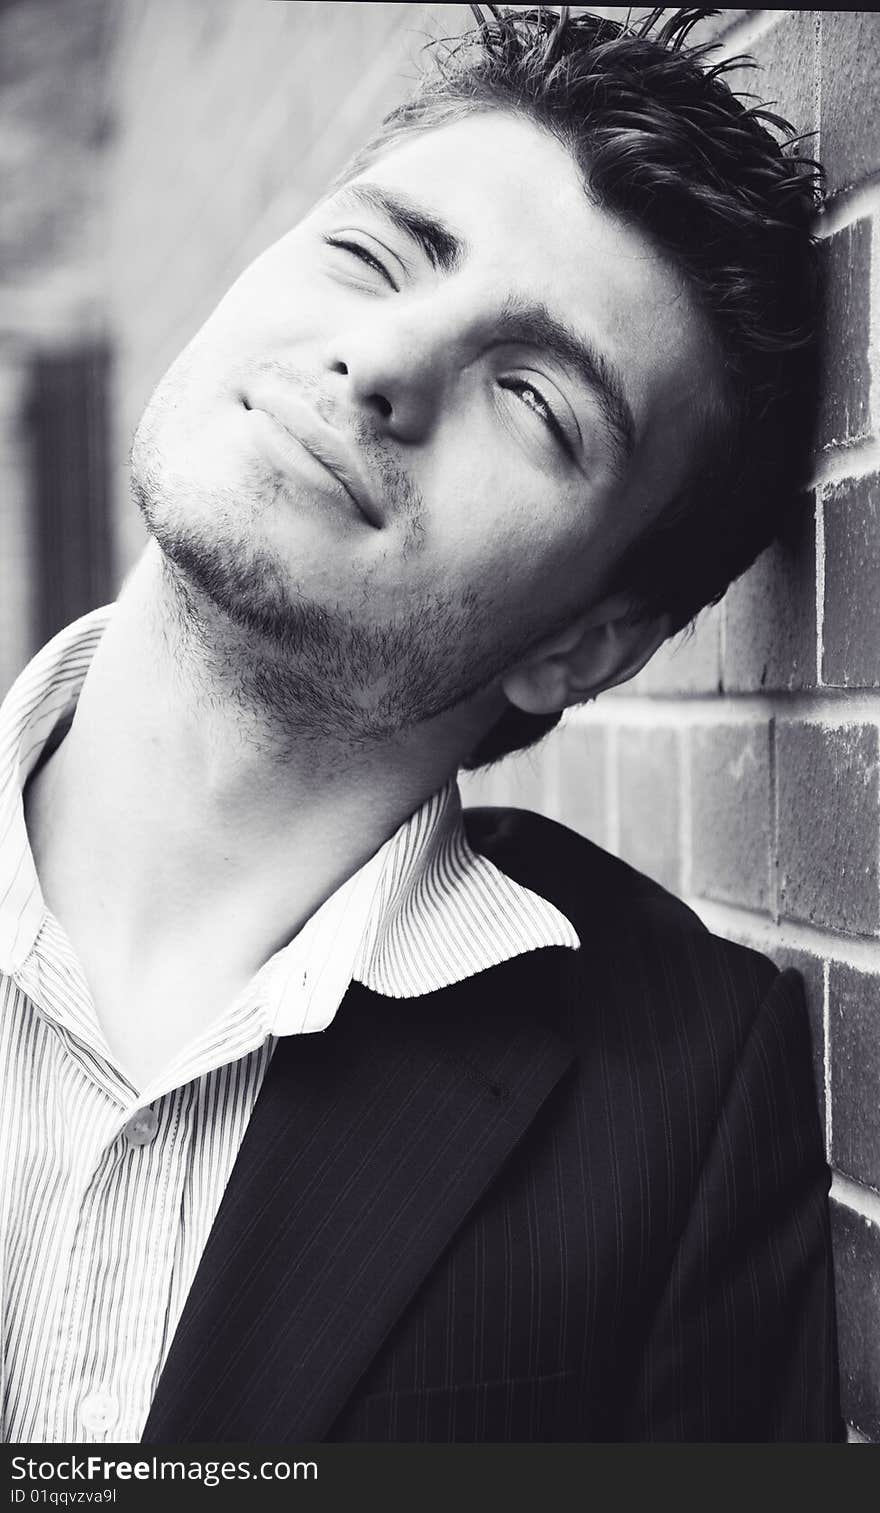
left=142, top=956, right=574, bottom=1443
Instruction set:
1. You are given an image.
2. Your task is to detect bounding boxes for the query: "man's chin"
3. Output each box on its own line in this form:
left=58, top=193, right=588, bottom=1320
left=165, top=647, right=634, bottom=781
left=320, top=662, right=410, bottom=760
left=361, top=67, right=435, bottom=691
left=147, top=517, right=303, bottom=647
left=130, top=483, right=517, bottom=739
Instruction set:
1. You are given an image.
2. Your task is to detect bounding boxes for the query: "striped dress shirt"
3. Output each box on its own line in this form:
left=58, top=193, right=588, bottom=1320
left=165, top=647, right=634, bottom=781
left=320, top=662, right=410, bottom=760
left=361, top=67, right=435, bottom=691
left=0, top=608, right=579, bottom=1444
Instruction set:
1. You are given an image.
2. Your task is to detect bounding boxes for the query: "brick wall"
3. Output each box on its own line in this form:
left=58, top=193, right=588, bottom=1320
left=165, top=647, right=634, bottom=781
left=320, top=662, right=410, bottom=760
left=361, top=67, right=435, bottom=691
left=466, top=9, right=880, bottom=1443
left=101, top=4, right=879, bottom=1440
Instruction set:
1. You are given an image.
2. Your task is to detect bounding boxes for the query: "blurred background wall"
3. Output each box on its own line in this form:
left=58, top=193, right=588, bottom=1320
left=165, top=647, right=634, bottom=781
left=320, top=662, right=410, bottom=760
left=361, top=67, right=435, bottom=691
left=2, top=1, right=878, bottom=1442
left=0, top=0, right=114, bottom=688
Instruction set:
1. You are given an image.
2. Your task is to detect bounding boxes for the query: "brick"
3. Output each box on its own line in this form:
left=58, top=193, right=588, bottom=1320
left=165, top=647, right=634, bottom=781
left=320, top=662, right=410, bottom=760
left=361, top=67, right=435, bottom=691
left=831, top=1201, right=880, bottom=1440
left=829, top=964, right=880, bottom=1192
left=458, top=764, right=505, bottom=811
left=822, top=474, right=880, bottom=688
left=746, top=9, right=818, bottom=145
left=553, top=721, right=608, bottom=848
left=619, top=602, right=721, bottom=697
left=723, top=494, right=817, bottom=692
left=476, top=738, right=559, bottom=821
left=777, top=722, right=879, bottom=935
left=688, top=722, right=771, bottom=911
left=820, top=11, right=880, bottom=195
left=616, top=727, right=680, bottom=893
left=816, top=219, right=873, bottom=450
left=772, top=946, right=827, bottom=1145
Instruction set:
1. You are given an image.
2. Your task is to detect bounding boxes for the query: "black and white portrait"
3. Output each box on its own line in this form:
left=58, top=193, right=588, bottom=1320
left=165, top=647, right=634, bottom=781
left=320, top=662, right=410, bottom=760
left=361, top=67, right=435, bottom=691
left=1, top=3, right=878, bottom=1454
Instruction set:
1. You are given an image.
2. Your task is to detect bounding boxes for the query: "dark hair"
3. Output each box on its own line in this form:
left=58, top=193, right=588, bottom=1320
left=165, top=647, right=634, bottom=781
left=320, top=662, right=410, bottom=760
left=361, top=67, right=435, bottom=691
left=345, top=6, right=823, bottom=769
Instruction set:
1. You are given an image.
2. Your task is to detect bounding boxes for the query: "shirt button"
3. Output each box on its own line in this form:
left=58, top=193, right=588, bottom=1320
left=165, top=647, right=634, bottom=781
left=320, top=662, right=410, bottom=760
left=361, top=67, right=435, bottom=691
left=123, top=1107, right=159, bottom=1147
left=79, top=1389, right=118, bottom=1434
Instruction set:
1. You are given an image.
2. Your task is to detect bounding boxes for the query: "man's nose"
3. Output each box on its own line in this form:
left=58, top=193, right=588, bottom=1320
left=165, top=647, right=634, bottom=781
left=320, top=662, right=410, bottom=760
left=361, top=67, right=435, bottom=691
left=323, top=309, right=454, bottom=443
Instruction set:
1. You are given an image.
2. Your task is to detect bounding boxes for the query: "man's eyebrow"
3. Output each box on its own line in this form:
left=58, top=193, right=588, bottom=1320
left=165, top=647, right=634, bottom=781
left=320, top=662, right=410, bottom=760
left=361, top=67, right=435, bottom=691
left=495, top=296, right=636, bottom=472
left=331, top=182, right=465, bottom=274
left=329, top=185, right=634, bottom=470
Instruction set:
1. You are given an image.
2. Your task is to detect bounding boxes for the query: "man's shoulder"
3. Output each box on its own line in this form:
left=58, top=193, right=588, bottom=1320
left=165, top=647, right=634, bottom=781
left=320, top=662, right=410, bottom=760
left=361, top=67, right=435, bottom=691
left=462, top=805, right=815, bottom=1149
left=464, top=802, right=704, bottom=934
left=463, top=803, right=784, bottom=1027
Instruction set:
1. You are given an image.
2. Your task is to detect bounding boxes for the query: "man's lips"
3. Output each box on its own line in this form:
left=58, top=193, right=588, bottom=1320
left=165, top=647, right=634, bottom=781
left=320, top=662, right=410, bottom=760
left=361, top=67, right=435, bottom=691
left=241, top=388, right=383, bottom=527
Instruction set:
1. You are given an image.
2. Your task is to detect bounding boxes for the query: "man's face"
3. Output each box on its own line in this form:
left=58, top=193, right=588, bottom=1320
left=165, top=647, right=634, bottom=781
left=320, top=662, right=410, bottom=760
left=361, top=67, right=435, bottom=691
left=132, top=111, right=718, bottom=737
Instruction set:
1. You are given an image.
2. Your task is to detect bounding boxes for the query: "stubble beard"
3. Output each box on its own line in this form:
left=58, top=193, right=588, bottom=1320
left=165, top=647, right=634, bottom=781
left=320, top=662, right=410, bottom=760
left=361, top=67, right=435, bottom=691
left=129, top=414, right=517, bottom=751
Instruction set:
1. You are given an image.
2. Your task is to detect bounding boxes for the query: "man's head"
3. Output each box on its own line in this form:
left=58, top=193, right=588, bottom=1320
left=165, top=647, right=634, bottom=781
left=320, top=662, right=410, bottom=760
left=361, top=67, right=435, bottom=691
left=130, top=6, right=820, bottom=764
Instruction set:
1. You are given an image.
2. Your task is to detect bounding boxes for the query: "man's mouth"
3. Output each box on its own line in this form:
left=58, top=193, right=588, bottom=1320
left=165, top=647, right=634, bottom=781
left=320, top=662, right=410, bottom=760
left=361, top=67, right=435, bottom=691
left=241, top=389, right=383, bottom=528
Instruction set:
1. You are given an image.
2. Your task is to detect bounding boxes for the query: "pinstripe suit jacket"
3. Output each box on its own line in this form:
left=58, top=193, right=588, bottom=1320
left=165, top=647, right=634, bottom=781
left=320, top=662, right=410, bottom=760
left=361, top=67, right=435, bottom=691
left=141, top=807, right=842, bottom=1443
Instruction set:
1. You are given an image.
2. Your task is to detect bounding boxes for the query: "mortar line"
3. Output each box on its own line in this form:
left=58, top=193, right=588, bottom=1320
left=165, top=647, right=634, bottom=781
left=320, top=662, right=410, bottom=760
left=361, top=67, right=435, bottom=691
left=815, top=488, right=826, bottom=687
left=681, top=895, right=880, bottom=973
left=814, top=10, right=822, bottom=169
left=811, top=435, right=880, bottom=488
left=815, top=176, right=880, bottom=239
left=823, top=959, right=832, bottom=1164
left=831, top=1172, right=880, bottom=1227
left=571, top=692, right=880, bottom=727
left=769, top=715, right=779, bottom=926
left=606, top=722, right=620, bottom=856
left=678, top=726, right=691, bottom=900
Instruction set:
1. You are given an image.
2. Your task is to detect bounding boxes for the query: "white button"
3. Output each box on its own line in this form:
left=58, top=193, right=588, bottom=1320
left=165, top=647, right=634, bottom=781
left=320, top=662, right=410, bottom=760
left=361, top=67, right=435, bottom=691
left=123, top=1107, right=159, bottom=1147
left=79, top=1389, right=118, bottom=1434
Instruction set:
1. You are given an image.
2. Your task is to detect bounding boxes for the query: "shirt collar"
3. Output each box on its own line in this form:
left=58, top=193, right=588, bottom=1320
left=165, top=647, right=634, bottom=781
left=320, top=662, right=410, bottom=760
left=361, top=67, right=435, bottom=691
left=0, top=609, right=109, bottom=972
left=0, top=606, right=579, bottom=994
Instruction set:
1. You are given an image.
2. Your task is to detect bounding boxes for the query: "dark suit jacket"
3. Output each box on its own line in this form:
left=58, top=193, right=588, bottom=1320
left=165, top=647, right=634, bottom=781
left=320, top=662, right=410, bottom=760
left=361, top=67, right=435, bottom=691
left=141, top=807, right=842, bottom=1443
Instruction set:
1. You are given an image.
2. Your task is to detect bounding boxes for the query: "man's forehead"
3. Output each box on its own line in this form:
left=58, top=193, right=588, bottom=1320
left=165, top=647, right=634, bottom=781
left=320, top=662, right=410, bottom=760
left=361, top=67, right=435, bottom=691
left=331, top=111, right=718, bottom=446
left=343, top=111, right=590, bottom=257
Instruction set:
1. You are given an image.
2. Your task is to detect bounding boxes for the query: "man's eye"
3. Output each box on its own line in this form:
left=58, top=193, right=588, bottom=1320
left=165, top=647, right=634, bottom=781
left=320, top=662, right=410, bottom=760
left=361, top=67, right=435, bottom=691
left=499, top=378, right=569, bottom=451
left=323, top=235, right=398, bottom=290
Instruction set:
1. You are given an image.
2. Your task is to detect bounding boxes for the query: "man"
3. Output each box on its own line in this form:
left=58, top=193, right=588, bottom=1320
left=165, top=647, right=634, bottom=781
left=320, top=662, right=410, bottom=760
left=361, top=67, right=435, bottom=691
left=0, top=6, right=841, bottom=1442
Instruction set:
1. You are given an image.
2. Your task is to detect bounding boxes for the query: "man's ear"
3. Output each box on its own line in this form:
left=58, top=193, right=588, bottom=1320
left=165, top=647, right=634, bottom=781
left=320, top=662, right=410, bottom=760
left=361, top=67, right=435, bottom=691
left=501, top=595, right=672, bottom=716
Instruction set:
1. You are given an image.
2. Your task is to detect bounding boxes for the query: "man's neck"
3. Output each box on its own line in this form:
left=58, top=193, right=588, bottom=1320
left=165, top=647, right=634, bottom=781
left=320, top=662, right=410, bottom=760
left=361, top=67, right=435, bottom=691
left=23, top=542, right=496, bottom=1082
